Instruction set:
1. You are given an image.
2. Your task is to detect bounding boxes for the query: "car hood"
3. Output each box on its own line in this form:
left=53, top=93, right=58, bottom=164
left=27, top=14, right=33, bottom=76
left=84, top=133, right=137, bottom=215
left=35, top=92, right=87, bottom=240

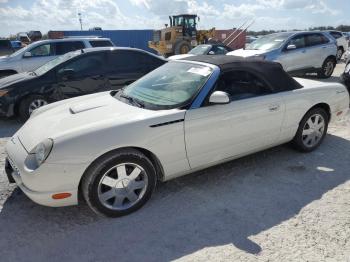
left=227, top=49, right=267, bottom=57
left=0, top=72, right=36, bottom=88
left=16, top=92, right=176, bottom=151
left=0, top=55, right=9, bottom=61
left=168, top=54, right=195, bottom=60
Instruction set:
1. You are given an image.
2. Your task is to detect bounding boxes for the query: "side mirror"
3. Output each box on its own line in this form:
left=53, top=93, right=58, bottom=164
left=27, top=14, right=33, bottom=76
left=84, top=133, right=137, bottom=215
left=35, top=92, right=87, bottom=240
left=23, top=51, right=32, bottom=58
left=286, top=44, right=296, bottom=50
left=58, top=69, right=75, bottom=81
left=208, top=51, right=215, bottom=55
left=209, top=91, right=230, bottom=105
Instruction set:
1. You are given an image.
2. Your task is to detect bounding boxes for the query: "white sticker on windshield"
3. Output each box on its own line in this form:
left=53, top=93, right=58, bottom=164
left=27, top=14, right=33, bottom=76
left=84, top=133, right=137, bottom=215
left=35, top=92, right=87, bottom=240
left=187, top=67, right=211, bottom=77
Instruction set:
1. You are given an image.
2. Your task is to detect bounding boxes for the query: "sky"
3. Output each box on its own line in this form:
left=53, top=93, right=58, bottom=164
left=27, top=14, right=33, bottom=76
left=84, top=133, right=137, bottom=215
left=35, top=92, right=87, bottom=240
left=0, top=0, right=349, bottom=37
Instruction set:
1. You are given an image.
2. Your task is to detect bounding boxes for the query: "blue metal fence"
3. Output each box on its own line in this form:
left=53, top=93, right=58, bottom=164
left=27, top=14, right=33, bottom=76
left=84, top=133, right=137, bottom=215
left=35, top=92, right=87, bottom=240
left=62, top=30, right=155, bottom=53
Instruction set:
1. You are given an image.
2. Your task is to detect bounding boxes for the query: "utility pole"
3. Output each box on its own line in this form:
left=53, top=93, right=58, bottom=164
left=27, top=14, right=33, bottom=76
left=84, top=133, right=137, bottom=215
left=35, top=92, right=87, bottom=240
left=78, top=13, right=83, bottom=31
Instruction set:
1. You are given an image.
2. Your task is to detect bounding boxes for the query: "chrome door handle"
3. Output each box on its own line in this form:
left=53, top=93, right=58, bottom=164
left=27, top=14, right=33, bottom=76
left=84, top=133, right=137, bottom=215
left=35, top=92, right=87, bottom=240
left=269, top=104, right=280, bottom=112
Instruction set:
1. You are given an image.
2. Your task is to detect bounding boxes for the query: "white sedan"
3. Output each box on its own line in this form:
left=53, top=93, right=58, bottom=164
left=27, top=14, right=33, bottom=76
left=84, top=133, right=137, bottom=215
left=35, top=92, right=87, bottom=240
left=5, top=56, right=349, bottom=217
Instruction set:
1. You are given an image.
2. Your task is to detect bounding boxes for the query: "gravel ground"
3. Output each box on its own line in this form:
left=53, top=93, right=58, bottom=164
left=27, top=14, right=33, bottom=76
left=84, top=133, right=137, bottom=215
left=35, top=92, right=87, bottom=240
left=0, top=64, right=349, bottom=262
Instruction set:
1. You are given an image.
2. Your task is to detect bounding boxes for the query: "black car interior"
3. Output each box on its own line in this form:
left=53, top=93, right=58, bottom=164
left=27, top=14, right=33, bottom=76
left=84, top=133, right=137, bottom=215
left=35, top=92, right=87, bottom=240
left=216, top=70, right=272, bottom=101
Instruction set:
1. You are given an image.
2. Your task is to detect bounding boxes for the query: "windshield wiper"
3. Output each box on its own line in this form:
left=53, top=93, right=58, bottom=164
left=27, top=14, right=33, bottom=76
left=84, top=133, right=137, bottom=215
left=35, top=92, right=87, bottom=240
left=120, top=93, right=145, bottom=108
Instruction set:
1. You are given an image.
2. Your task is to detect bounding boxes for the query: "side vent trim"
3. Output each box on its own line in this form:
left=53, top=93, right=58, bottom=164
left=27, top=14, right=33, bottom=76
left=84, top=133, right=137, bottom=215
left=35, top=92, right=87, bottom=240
left=150, top=119, right=184, bottom=128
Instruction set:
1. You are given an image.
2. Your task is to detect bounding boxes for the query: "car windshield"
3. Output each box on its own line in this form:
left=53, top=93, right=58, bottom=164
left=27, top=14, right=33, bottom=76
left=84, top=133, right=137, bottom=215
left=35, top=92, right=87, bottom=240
left=117, top=62, right=213, bottom=110
left=34, top=51, right=81, bottom=75
left=245, top=33, right=293, bottom=51
left=189, top=45, right=211, bottom=55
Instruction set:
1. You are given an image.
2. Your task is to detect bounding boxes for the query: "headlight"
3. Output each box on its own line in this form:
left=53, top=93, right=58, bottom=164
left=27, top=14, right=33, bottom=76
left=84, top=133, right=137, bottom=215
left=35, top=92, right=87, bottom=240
left=33, top=139, right=53, bottom=167
left=0, top=89, right=8, bottom=97
left=254, top=54, right=266, bottom=60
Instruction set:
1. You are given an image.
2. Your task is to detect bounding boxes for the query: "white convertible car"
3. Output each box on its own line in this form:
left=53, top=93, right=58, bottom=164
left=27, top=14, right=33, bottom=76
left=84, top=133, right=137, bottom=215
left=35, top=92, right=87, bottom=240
left=5, top=56, right=349, bottom=217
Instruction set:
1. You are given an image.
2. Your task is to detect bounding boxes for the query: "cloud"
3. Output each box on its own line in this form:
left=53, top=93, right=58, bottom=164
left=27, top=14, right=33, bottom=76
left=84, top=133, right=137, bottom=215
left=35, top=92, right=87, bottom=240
left=222, top=3, right=265, bottom=20
left=129, top=0, right=150, bottom=9
left=256, top=0, right=338, bottom=15
left=0, top=0, right=344, bottom=37
left=188, top=1, right=219, bottom=17
left=304, top=1, right=339, bottom=15
left=129, top=0, right=188, bottom=16
left=0, top=0, right=163, bottom=36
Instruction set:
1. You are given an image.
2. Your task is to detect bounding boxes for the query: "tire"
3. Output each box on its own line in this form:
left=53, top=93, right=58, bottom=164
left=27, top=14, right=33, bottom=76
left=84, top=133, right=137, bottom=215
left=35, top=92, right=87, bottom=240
left=317, top=57, right=336, bottom=79
left=18, top=95, right=48, bottom=121
left=174, top=40, right=191, bottom=55
left=336, top=47, right=344, bottom=62
left=292, top=108, right=329, bottom=152
left=81, top=149, right=157, bottom=217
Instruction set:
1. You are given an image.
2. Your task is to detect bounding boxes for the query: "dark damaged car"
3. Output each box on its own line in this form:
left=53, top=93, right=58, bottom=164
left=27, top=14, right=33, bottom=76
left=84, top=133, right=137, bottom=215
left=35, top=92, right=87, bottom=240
left=0, top=47, right=166, bottom=120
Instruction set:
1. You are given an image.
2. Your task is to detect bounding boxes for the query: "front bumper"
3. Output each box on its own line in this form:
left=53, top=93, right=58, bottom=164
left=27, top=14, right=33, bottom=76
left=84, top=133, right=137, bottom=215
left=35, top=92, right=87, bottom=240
left=0, top=96, right=15, bottom=117
left=341, top=73, right=350, bottom=92
left=5, top=136, right=80, bottom=207
left=5, top=158, right=15, bottom=183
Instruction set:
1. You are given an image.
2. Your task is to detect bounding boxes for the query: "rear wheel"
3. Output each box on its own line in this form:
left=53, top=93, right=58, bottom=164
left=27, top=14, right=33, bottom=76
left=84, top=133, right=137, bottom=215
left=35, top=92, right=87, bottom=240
left=81, top=149, right=157, bottom=217
left=292, top=108, right=329, bottom=152
left=317, top=57, right=336, bottom=79
left=18, top=95, right=48, bottom=121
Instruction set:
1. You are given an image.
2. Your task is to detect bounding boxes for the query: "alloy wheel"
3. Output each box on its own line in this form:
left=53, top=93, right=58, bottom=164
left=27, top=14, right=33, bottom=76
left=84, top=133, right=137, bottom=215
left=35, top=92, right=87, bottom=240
left=324, top=61, right=334, bottom=77
left=97, top=163, right=148, bottom=211
left=302, top=114, right=325, bottom=148
left=28, top=99, right=48, bottom=115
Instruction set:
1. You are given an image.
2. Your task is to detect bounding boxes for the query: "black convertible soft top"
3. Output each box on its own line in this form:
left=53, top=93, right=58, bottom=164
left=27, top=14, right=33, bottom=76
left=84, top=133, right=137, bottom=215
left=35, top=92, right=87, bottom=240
left=182, top=55, right=303, bottom=92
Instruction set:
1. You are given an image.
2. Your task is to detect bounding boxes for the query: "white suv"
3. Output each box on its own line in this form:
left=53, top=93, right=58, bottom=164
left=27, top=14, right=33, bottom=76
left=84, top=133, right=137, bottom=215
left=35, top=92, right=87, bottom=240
left=326, top=30, right=349, bottom=60
left=0, top=37, right=114, bottom=78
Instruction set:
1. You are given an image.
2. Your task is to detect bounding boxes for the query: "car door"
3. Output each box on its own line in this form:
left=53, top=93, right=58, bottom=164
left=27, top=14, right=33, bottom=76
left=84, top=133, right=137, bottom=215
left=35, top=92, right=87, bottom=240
left=184, top=69, right=285, bottom=169
left=304, top=33, right=331, bottom=68
left=106, top=50, right=165, bottom=90
left=55, top=52, right=109, bottom=99
left=278, top=34, right=310, bottom=72
left=21, top=43, right=57, bottom=72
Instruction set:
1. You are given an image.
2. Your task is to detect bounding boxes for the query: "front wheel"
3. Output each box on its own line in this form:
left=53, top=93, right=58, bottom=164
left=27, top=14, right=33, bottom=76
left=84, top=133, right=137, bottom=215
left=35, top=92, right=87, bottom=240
left=292, top=108, right=329, bottom=152
left=18, top=95, right=48, bottom=121
left=317, top=57, right=336, bottom=79
left=81, top=149, right=156, bottom=217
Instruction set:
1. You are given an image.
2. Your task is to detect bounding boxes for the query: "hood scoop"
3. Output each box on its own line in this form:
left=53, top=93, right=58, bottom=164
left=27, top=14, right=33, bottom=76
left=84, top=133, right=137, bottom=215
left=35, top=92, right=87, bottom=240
left=70, top=103, right=107, bottom=114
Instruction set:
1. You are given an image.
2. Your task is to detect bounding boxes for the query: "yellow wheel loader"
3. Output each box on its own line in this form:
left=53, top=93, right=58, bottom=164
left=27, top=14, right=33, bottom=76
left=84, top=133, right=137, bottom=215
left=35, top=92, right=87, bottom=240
left=149, top=14, right=215, bottom=57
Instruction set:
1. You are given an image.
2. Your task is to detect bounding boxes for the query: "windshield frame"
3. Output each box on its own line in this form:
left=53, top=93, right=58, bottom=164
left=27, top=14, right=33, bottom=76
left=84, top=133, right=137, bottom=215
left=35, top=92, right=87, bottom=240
left=33, top=50, right=81, bottom=76
left=189, top=45, right=212, bottom=55
left=116, top=60, right=217, bottom=111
